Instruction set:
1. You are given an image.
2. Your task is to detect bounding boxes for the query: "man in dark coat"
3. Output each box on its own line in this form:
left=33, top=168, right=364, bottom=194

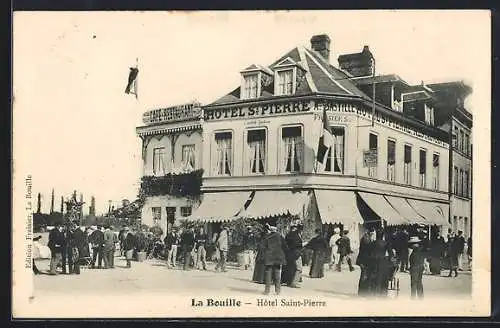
left=48, top=224, right=66, bottom=275
left=123, top=227, right=137, bottom=268
left=194, top=227, right=208, bottom=270
left=164, top=229, right=180, bottom=268
left=336, top=230, right=354, bottom=272
left=397, top=228, right=410, bottom=272
left=181, top=225, right=196, bottom=270
left=356, top=229, right=374, bottom=296
left=409, top=236, right=425, bottom=299
left=456, top=230, right=466, bottom=271
left=89, top=225, right=105, bottom=269
left=67, top=224, right=86, bottom=274
left=282, top=224, right=303, bottom=287
left=261, top=225, right=288, bottom=295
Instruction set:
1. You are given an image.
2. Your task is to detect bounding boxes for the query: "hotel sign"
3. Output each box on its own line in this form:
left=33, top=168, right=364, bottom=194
left=203, top=100, right=311, bottom=121
left=204, top=99, right=447, bottom=147
left=143, top=102, right=202, bottom=125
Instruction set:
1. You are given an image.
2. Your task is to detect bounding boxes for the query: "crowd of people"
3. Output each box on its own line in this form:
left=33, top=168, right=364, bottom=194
left=36, top=220, right=472, bottom=300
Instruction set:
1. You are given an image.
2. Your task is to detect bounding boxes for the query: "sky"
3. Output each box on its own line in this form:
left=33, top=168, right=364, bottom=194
left=13, top=10, right=490, bottom=215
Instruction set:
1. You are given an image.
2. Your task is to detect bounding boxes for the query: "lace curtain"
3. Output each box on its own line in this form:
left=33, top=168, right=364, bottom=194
left=283, top=136, right=302, bottom=172
left=216, top=137, right=232, bottom=175
left=249, top=139, right=265, bottom=173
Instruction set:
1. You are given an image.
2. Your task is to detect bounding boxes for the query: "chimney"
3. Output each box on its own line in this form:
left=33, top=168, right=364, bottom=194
left=310, top=34, right=331, bottom=62
left=338, top=45, right=374, bottom=77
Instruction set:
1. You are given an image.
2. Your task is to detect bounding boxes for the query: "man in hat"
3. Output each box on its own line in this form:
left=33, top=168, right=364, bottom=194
left=164, top=228, right=180, bottom=268
left=329, top=227, right=341, bottom=270
left=456, top=230, right=466, bottom=271
left=215, top=225, right=229, bottom=272
left=181, top=225, right=196, bottom=270
left=261, top=224, right=288, bottom=295
left=89, top=225, right=105, bottom=269
left=194, top=227, right=208, bottom=270
left=123, top=227, right=137, bottom=268
left=336, top=230, right=354, bottom=272
left=408, top=236, right=425, bottom=299
left=356, top=228, right=374, bottom=296
left=47, top=224, right=66, bottom=275
left=103, top=225, right=118, bottom=269
left=282, top=223, right=303, bottom=287
left=242, top=226, right=258, bottom=270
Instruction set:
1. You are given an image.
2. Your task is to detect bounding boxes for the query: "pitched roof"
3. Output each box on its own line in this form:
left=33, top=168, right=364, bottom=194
left=209, top=46, right=370, bottom=106
left=351, top=74, right=410, bottom=86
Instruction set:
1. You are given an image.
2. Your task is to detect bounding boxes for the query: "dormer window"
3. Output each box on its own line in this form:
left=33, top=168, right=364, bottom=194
left=277, top=69, right=294, bottom=96
left=424, top=104, right=435, bottom=125
left=240, top=64, right=273, bottom=100
left=243, top=74, right=259, bottom=99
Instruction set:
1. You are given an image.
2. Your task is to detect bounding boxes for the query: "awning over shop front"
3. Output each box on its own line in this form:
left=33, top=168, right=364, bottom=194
left=358, top=192, right=409, bottom=225
left=242, top=190, right=309, bottom=220
left=187, top=191, right=251, bottom=222
left=315, top=190, right=364, bottom=225
left=407, top=199, right=449, bottom=226
left=385, top=196, right=428, bottom=225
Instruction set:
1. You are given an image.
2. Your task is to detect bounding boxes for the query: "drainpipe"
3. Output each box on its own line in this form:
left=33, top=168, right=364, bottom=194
left=448, top=113, right=453, bottom=231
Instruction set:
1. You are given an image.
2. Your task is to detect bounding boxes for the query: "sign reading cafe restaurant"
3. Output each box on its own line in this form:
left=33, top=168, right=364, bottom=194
left=204, top=99, right=448, bottom=147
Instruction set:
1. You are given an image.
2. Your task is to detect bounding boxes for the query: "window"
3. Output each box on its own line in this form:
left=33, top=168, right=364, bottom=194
left=464, top=170, right=469, bottom=198
left=243, top=74, right=258, bottom=99
left=387, top=139, right=396, bottom=182
left=459, top=130, right=464, bottom=152
left=419, top=149, right=427, bottom=188
left=459, top=169, right=464, bottom=197
left=454, top=166, right=459, bottom=195
left=424, top=104, right=435, bottom=125
left=180, top=206, right=192, bottom=217
left=166, top=207, right=176, bottom=223
left=215, top=132, right=232, bottom=176
left=182, top=144, right=196, bottom=170
left=432, top=154, right=440, bottom=190
left=247, top=129, right=266, bottom=174
left=325, top=127, right=345, bottom=173
left=368, top=133, right=378, bottom=178
left=464, top=134, right=470, bottom=156
left=153, top=147, right=166, bottom=175
left=281, top=126, right=303, bottom=173
left=404, top=145, right=412, bottom=185
left=277, top=70, right=293, bottom=96
left=152, top=207, right=161, bottom=227
left=452, top=127, right=458, bottom=148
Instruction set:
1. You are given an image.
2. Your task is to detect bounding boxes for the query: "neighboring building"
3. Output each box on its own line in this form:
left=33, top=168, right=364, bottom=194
left=136, top=103, right=203, bottom=234
left=426, top=82, right=473, bottom=238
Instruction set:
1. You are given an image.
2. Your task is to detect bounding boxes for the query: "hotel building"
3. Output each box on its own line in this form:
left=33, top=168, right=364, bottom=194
left=136, top=34, right=472, bottom=245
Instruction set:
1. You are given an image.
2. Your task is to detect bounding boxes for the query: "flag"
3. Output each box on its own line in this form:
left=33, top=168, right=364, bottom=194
left=316, top=107, right=334, bottom=170
left=125, top=66, right=139, bottom=98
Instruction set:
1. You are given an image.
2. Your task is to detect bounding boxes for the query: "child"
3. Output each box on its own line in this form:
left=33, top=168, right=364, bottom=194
left=408, top=236, right=425, bottom=299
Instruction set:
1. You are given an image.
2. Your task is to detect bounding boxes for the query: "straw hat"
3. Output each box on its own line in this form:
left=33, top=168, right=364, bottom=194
left=333, top=227, right=340, bottom=233
left=268, top=225, right=278, bottom=232
left=408, top=236, right=421, bottom=244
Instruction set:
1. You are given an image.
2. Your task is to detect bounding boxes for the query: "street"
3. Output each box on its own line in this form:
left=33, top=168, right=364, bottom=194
left=33, top=255, right=472, bottom=300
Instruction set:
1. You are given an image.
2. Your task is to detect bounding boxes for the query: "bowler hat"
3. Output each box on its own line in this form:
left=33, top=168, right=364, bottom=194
left=408, top=236, right=422, bottom=244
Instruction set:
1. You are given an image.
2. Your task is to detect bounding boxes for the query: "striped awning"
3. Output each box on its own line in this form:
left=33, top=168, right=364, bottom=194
left=385, top=196, right=428, bottom=225
left=315, top=190, right=364, bottom=225
left=407, top=199, right=449, bottom=226
left=358, top=192, right=409, bottom=225
left=241, top=190, right=309, bottom=220
left=186, top=191, right=251, bottom=222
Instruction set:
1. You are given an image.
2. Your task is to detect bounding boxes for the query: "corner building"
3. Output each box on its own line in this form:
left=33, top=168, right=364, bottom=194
left=183, top=34, right=464, bottom=246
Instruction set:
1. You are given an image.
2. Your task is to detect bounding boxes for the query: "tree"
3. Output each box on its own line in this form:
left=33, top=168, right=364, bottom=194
left=89, top=196, right=96, bottom=216
left=50, top=188, right=55, bottom=213
left=60, top=196, right=64, bottom=213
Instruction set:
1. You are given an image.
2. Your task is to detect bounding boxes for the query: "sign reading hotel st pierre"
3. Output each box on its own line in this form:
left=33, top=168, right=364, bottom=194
left=203, top=99, right=447, bottom=147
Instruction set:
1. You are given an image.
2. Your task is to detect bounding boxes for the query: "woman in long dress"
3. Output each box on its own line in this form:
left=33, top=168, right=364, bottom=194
left=252, top=230, right=267, bottom=283
left=429, top=234, right=445, bottom=275
left=304, top=229, right=329, bottom=278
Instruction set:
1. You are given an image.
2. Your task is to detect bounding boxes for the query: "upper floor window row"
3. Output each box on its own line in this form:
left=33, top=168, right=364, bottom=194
left=240, top=59, right=305, bottom=100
